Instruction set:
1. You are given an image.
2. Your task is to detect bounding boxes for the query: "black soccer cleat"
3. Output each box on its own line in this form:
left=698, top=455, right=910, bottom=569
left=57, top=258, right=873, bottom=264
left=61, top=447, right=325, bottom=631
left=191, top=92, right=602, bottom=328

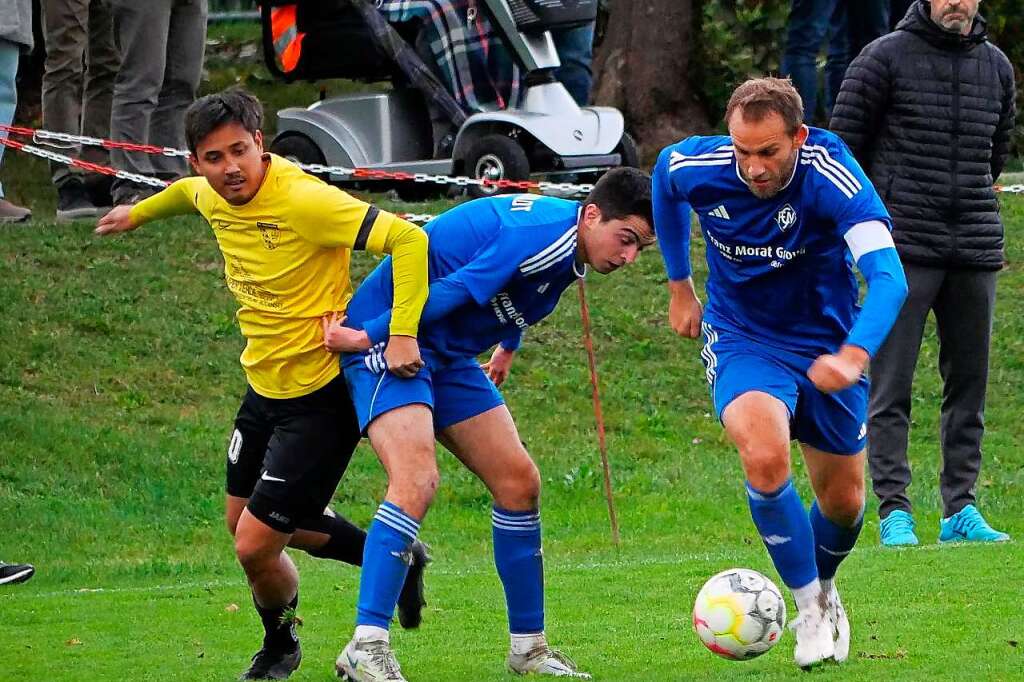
left=0, top=562, right=35, bottom=585
left=239, top=644, right=302, bottom=680
left=396, top=540, right=431, bottom=629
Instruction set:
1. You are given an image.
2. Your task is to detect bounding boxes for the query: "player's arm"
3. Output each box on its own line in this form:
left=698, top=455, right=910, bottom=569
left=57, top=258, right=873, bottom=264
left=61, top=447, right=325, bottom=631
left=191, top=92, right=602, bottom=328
left=653, top=146, right=703, bottom=339
left=808, top=221, right=908, bottom=393
left=482, top=329, right=522, bottom=387
left=292, top=185, right=428, bottom=377
left=353, top=225, right=552, bottom=349
left=94, top=180, right=199, bottom=236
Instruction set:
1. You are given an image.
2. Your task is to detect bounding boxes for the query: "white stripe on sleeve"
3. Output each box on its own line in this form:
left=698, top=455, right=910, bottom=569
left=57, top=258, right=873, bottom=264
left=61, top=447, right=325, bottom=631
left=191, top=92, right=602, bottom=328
left=843, top=220, right=895, bottom=261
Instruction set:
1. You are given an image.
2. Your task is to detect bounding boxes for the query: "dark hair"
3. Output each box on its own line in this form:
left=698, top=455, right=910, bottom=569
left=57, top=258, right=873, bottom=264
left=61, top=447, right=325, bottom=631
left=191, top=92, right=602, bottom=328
left=184, top=88, right=264, bottom=153
left=583, top=167, right=654, bottom=240
left=724, top=77, right=804, bottom=136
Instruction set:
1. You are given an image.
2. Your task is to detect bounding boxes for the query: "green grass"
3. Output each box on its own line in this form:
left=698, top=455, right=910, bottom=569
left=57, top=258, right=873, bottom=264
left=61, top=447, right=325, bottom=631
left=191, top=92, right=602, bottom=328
left=2, top=39, right=1024, bottom=672
left=0, top=190, right=1022, bottom=680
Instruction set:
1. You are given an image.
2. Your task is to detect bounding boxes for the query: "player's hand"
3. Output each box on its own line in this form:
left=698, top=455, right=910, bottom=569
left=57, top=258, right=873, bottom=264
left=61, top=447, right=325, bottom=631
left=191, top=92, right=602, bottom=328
left=385, top=334, right=424, bottom=378
left=94, top=205, right=138, bottom=236
left=807, top=345, right=869, bottom=393
left=482, top=345, right=515, bottom=387
left=321, top=312, right=371, bottom=353
left=668, top=279, right=703, bottom=338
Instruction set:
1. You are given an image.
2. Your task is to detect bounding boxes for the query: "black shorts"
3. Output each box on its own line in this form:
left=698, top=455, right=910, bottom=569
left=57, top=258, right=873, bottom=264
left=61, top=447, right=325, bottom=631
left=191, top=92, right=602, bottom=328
left=225, top=373, right=361, bottom=533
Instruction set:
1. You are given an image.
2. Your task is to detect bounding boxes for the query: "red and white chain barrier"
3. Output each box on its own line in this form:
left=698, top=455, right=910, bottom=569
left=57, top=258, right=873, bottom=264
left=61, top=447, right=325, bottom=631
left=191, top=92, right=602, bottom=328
left=0, top=124, right=595, bottom=197
left=3, top=124, right=1023, bottom=226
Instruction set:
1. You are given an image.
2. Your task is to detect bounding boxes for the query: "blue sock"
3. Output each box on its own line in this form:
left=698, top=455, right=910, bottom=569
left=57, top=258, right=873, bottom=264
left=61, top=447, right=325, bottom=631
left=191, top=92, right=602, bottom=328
left=493, top=506, right=544, bottom=634
left=809, top=500, right=863, bottom=581
left=746, top=479, right=818, bottom=589
left=356, top=501, right=420, bottom=628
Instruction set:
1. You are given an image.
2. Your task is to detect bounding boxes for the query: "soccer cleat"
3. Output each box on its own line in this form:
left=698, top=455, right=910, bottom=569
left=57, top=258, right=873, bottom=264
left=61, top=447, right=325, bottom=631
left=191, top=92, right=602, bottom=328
left=507, top=646, right=592, bottom=679
left=790, top=596, right=835, bottom=669
left=336, top=638, right=406, bottom=681
left=239, top=645, right=301, bottom=680
left=879, top=510, right=919, bottom=547
left=939, top=504, right=1010, bottom=543
left=0, top=562, right=35, bottom=585
left=396, top=540, right=431, bottom=629
left=823, top=584, right=850, bottom=662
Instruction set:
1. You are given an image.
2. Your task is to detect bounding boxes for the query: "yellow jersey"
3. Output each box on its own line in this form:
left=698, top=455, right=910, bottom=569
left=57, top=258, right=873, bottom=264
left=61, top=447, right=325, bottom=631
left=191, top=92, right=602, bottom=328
left=130, top=154, right=427, bottom=399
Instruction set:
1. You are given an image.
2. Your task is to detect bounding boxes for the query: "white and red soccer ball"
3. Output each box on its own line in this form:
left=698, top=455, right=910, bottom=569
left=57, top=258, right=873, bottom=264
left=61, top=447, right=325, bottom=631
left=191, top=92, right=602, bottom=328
left=693, top=568, right=786, bottom=660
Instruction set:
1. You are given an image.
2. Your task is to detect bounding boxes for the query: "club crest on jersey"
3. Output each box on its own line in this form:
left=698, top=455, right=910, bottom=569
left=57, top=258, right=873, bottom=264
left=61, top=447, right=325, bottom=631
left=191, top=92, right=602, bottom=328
left=775, top=204, right=797, bottom=232
left=257, top=222, right=280, bottom=250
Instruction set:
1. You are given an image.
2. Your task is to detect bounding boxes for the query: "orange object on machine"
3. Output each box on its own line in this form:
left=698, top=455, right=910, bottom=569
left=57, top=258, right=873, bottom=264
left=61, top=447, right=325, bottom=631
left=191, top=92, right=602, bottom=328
left=270, top=4, right=305, bottom=73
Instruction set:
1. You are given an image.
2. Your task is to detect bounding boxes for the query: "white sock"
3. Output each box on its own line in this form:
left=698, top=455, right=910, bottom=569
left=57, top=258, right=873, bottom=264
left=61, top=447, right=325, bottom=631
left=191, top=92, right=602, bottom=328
left=792, top=580, right=823, bottom=613
left=510, top=631, right=547, bottom=656
left=354, top=625, right=389, bottom=643
left=819, top=578, right=834, bottom=597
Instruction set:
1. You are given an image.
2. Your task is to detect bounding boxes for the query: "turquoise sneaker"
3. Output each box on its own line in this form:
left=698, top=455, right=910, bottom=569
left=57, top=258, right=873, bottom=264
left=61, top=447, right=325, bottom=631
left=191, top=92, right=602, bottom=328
left=939, top=505, right=1010, bottom=543
left=879, top=510, right=919, bottom=546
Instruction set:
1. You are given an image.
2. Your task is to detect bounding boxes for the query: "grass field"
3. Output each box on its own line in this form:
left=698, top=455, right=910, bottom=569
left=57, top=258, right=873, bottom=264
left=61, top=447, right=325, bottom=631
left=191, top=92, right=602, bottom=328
left=1, top=147, right=1022, bottom=680
left=1, top=24, right=1022, bottom=675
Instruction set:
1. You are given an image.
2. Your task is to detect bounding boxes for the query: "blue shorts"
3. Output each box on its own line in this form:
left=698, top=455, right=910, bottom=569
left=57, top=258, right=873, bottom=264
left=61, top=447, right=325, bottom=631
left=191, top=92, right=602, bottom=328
left=700, top=322, right=868, bottom=455
left=342, top=344, right=504, bottom=432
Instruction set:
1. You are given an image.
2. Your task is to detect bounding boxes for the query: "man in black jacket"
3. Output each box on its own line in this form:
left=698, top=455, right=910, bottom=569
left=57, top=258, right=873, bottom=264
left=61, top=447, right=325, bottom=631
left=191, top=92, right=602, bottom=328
left=831, top=0, right=1014, bottom=546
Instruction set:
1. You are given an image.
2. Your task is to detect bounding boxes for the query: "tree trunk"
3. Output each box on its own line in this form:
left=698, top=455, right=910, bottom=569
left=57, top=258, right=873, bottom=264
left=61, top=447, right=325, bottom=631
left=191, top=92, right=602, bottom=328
left=593, top=0, right=710, bottom=164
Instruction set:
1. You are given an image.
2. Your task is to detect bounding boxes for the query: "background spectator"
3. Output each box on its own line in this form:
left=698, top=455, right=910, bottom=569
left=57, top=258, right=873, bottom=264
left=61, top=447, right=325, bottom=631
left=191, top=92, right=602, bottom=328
left=107, top=0, right=207, bottom=205
left=552, top=21, right=595, bottom=107
left=0, top=0, right=33, bottom=223
left=781, top=0, right=890, bottom=124
left=41, top=0, right=119, bottom=221
left=831, top=0, right=1015, bottom=546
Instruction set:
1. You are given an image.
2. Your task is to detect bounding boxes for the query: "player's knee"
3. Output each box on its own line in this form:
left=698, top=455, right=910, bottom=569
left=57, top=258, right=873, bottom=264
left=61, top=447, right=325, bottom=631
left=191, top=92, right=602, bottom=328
left=821, top=487, right=865, bottom=527
left=234, top=531, right=278, bottom=574
left=738, top=446, right=790, bottom=492
left=391, top=452, right=440, bottom=510
left=493, top=454, right=541, bottom=509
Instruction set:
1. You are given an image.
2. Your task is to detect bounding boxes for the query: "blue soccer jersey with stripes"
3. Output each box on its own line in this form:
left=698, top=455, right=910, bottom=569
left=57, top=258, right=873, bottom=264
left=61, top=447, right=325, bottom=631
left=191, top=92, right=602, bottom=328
left=344, top=194, right=585, bottom=359
left=653, top=127, right=894, bottom=357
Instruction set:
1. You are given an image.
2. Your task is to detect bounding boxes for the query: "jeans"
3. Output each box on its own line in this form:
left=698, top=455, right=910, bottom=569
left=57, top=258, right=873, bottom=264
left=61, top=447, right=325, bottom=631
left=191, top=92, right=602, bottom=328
left=781, top=0, right=849, bottom=123
left=0, top=38, right=20, bottom=199
left=551, top=22, right=595, bottom=107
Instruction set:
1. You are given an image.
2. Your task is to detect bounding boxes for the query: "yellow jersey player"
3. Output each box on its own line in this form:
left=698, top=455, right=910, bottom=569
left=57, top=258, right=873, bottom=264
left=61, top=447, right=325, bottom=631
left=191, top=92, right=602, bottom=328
left=96, top=88, right=430, bottom=680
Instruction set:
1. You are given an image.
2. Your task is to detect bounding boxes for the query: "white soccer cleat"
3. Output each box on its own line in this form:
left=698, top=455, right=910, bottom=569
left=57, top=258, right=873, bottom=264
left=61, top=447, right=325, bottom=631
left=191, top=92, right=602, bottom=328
left=335, top=638, right=407, bottom=682
left=507, top=646, right=592, bottom=679
left=825, top=584, right=851, bottom=662
left=790, top=599, right=835, bottom=669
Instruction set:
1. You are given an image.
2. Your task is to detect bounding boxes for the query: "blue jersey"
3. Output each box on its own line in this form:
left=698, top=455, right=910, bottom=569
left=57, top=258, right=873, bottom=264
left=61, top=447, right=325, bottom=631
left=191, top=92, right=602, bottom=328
left=345, top=195, right=584, bottom=359
left=653, top=127, right=895, bottom=356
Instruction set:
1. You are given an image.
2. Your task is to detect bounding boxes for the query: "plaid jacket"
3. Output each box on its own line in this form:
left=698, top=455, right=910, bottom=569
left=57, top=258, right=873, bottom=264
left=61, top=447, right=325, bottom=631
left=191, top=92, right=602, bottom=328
left=377, top=0, right=522, bottom=113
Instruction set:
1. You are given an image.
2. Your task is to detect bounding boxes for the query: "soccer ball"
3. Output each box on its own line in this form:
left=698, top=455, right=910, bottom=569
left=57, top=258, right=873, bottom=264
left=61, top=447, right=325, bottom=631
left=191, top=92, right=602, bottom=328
left=692, top=568, right=786, bottom=660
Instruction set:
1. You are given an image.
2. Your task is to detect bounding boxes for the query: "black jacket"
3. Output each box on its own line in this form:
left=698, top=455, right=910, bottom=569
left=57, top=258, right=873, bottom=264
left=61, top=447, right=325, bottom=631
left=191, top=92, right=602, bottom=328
left=830, top=1, right=1016, bottom=270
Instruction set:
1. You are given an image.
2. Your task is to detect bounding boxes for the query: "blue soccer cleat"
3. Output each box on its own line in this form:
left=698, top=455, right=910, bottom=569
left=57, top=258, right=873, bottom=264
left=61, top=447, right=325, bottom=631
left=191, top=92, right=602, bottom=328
left=939, top=505, right=1010, bottom=543
left=879, top=510, right=919, bottom=547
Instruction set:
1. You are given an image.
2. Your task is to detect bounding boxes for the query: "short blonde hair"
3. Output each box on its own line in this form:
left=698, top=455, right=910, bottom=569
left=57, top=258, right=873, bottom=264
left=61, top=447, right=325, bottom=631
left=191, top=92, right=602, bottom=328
left=724, top=77, right=804, bottom=136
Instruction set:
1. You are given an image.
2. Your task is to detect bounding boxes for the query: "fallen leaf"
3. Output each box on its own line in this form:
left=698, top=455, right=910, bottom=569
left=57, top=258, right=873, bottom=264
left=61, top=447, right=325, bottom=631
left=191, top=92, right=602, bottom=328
left=225, top=603, right=240, bottom=613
